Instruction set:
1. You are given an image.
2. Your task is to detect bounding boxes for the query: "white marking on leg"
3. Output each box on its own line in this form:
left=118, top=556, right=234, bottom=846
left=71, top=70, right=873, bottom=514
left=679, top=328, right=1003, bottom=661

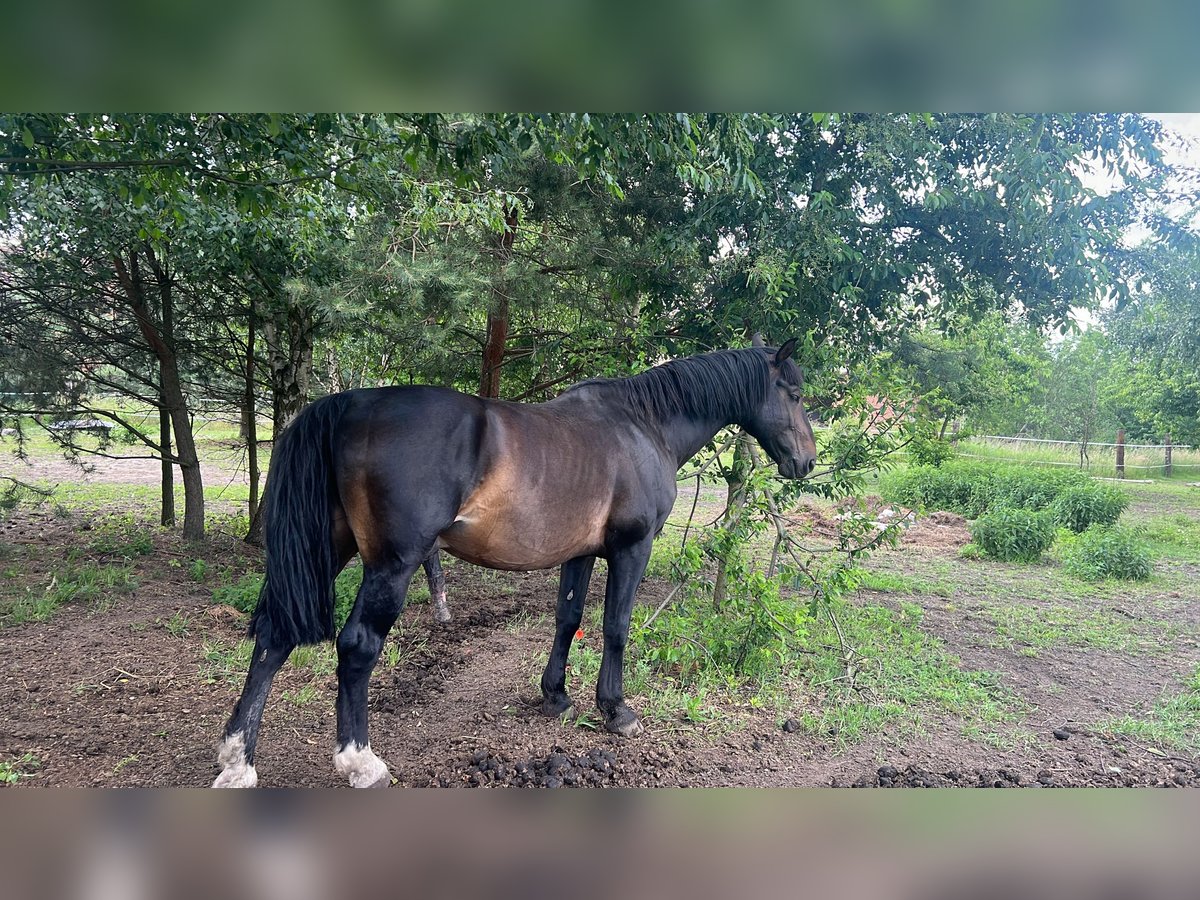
left=334, top=742, right=391, bottom=788
left=212, top=731, right=258, bottom=788
left=432, top=589, right=451, bottom=623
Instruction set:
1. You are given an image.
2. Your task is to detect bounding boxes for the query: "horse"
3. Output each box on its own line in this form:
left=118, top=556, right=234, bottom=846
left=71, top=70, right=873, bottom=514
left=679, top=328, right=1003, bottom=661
left=212, top=338, right=818, bottom=787
left=421, top=552, right=451, bottom=623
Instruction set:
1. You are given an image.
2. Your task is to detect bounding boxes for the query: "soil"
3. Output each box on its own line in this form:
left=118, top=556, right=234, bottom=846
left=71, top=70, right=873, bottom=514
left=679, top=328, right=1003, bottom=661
left=1, top=456, right=1198, bottom=788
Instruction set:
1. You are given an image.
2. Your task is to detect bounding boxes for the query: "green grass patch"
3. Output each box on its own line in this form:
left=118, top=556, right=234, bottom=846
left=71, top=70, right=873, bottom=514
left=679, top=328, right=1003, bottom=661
left=3, top=562, right=138, bottom=626
left=1102, top=666, right=1200, bottom=752
left=984, top=603, right=1149, bottom=656
left=0, top=752, right=41, bottom=784
left=530, top=595, right=1021, bottom=745
left=797, top=601, right=1021, bottom=745
left=854, top=569, right=954, bottom=597
left=200, top=638, right=255, bottom=685
left=87, top=514, right=156, bottom=558
left=1138, top=513, right=1200, bottom=563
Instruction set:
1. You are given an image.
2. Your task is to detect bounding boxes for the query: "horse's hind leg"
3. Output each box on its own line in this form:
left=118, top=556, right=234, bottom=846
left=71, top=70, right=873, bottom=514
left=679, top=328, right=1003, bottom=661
left=333, top=558, right=419, bottom=787
left=539, top=555, right=597, bottom=718
left=424, top=552, right=451, bottom=624
left=213, top=640, right=294, bottom=787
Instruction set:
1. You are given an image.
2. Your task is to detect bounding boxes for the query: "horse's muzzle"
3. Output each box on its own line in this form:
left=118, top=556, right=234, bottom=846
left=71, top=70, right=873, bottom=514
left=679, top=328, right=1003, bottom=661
left=779, top=455, right=816, bottom=479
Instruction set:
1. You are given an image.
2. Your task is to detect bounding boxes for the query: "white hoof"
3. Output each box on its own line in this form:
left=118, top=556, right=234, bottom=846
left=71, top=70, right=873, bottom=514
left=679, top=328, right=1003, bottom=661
left=334, top=742, right=392, bottom=788
left=212, top=732, right=259, bottom=788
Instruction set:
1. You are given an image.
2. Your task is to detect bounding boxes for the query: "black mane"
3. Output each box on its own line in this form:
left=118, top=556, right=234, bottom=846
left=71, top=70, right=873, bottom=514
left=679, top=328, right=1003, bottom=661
left=566, top=348, right=780, bottom=423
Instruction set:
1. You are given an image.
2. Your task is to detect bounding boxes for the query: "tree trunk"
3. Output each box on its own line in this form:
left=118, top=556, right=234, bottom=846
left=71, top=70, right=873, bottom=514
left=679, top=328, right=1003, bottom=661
left=115, top=249, right=205, bottom=541
left=159, top=397, right=174, bottom=527
left=158, top=271, right=175, bottom=528
left=478, top=207, right=519, bottom=399
left=244, top=304, right=260, bottom=527
left=712, top=430, right=754, bottom=609
left=479, top=299, right=510, bottom=398
left=249, top=300, right=314, bottom=547
left=264, top=304, right=315, bottom=435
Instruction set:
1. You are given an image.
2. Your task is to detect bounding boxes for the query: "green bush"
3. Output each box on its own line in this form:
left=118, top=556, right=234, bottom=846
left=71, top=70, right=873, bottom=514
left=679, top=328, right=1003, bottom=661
left=1061, top=526, right=1153, bottom=581
left=969, top=505, right=1056, bottom=563
left=882, top=460, right=1123, bottom=528
left=1051, top=483, right=1128, bottom=533
left=908, top=431, right=956, bottom=467
left=211, top=566, right=364, bottom=630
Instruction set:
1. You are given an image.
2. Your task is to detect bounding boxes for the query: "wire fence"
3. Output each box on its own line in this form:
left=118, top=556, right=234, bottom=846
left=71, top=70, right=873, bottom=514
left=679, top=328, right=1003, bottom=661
left=960, top=434, right=1200, bottom=478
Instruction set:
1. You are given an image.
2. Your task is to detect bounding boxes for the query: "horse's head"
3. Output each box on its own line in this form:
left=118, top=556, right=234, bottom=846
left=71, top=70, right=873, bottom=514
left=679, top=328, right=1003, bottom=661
left=743, top=335, right=818, bottom=479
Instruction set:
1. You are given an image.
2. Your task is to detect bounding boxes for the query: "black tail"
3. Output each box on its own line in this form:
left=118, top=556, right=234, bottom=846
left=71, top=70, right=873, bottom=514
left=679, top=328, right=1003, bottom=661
left=249, top=392, right=354, bottom=649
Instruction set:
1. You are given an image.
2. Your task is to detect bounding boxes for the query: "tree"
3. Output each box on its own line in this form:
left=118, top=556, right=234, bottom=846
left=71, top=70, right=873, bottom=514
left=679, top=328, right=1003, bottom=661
left=1103, top=244, right=1200, bottom=445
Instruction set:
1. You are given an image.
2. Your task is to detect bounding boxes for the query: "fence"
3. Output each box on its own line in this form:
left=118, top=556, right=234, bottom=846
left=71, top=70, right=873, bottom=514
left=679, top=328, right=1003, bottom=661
left=958, top=432, right=1200, bottom=479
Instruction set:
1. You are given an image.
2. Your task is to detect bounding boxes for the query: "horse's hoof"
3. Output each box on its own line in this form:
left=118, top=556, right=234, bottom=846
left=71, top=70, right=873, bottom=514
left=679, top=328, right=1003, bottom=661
left=540, top=695, right=575, bottom=718
left=334, top=742, right=391, bottom=789
left=604, top=709, right=644, bottom=737
left=212, top=765, right=258, bottom=788
left=213, top=732, right=257, bottom=787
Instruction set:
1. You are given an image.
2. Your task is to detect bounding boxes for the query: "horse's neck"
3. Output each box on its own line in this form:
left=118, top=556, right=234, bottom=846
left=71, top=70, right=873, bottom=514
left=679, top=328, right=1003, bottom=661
left=658, top=408, right=735, bottom=469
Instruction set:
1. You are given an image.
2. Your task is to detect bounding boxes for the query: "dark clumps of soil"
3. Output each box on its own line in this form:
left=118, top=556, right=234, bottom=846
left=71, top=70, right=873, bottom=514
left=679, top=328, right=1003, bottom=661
left=447, top=745, right=622, bottom=788
left=837, top=757, right=1200, bottom=789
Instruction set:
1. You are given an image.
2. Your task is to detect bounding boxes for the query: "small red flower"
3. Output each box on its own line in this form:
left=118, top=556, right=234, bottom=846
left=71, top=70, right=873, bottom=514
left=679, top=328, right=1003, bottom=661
left=575, top=628, right=585, bottom=640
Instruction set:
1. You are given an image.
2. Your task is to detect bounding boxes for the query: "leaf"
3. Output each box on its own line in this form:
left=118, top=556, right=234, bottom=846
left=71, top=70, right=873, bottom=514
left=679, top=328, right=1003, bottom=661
left=22, top=126, right=35, bottom=149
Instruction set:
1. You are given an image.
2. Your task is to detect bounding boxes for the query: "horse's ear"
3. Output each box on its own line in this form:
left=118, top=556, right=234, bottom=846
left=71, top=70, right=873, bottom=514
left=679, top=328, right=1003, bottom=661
left=750, top=332, right=766, bottom=348
left=774, top=338, right=798, bottom=365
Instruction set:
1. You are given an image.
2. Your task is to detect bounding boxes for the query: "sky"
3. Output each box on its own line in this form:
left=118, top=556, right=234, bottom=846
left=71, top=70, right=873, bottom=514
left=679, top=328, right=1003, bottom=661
left=1065, top=113, right=1200, bottom=334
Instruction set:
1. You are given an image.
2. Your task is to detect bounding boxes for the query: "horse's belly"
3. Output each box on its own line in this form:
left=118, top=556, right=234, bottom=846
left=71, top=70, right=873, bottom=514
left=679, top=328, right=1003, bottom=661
left=437, top=512, right=602, bottom=571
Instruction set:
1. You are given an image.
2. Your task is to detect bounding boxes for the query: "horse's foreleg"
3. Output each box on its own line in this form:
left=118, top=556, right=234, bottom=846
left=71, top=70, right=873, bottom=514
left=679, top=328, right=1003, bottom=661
left=213, top=641, right=294, bottom=787
left=333, top=560, right=417, bottom=788
left=424, top=552, right=451, bottom=624
left=539, top=555, right=597, bottom=718
left=597, top=538, right=654, bottom=737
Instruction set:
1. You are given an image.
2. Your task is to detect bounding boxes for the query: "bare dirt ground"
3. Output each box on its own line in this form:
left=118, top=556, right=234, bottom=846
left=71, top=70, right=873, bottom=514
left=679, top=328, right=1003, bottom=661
left=1, top=454, right=1198, bottom=788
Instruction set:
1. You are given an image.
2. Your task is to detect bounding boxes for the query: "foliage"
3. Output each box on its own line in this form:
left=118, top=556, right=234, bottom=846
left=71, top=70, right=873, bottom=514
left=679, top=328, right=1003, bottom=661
left=213, top=566, right=363, bottom=631
left=969, top=506, right=1057, bottom=563
left=907, top=424, right=957, bottom=467
left=0, top=752, right=40, bottom=784
left=1051, top=482, right=1128, bottom=533
left=1061, top=526, right=1153, bottom=581
left=882, top=460, right=1098, bottom=520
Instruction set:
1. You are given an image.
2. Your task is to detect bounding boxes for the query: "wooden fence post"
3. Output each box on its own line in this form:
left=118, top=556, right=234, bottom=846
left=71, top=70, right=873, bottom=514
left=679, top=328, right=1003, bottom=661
left=1115, top=428, right=1125, bottom=479
left=1165, top=433, right=1173, bottom=478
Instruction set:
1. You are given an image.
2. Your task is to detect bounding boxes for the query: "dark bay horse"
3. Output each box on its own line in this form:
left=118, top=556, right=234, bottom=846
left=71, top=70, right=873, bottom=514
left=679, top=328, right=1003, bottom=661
left=213, top=340, right=817, bottom=787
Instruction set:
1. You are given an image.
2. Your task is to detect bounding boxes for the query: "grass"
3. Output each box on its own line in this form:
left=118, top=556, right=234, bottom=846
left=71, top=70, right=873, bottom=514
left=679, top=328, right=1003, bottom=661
left=0, top=752, right=40, bottom=784
left=983, top=603, right=1163, bottom=657
left=854, top=569, right=955, bottom=598
left=160, top=610, right=191, bottom=637
left=3, top=562, right=138, bottom=626
left=1102, top=665, right=1200, bottom=753
left=200, top=639, right=255, bottom=685
left=795, top=600, right=1022, bottom=746
left=957, top=437, right=1200, bottom=481
left=1138, top=513, right=1200, bottom=563
left=504, top=608, right=550, bottom=634
left=525, top=594, right=1022, bottom=744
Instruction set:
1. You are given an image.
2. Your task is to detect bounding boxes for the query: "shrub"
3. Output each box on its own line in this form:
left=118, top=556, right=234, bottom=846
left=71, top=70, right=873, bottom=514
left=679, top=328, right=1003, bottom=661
left=969, top=505, right=1056, bottom=563
left=882, top=460, right=1120, bottom=526
left=881, top=463, right=977, bottom=513
left=1062, top=526, right=1153, bottom=581
left=908, top=430, right=956, bottom=467
left=212, top=566, right=365, bottom=631
left=1052, top=483, right=1128, bottom=533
